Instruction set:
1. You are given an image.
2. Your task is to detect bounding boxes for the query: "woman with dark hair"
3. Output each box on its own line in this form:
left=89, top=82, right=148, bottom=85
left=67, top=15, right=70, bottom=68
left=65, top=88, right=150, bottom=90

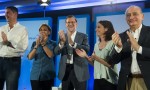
left=28, top=24, right=56, bottom=90
left=76, top=20, right=118, bottom=90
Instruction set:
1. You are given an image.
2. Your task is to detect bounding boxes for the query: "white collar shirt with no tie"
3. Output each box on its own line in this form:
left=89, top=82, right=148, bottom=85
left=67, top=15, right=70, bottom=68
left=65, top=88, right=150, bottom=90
left=115, top=24, right=143, bottom=74
left=59, top=31, right=77, bottom=64
left=130, top=24, right=142, bottom=74
left=0, top=22, right=28, bottom=57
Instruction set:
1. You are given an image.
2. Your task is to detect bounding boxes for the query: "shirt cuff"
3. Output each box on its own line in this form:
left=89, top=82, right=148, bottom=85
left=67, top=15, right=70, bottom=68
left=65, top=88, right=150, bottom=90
left=137, top=46, right=142, bottom=54
left=59, top=43, right=64, bottom=49
left=115, top=45, right=122, bottom=53
left=73, top=43, right=77, bottom=48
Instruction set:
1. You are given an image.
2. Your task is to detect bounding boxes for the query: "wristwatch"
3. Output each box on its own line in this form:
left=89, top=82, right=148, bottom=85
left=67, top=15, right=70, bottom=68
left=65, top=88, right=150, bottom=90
left=6, top=41, right=11, bottom=46
left=42, top=44, right=46, bottom=47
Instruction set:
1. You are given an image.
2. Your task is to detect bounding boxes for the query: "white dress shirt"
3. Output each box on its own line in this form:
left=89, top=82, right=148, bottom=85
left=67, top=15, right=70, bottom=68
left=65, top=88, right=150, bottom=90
left=130, top=24, right=142, bottom=74
left=115, top=24, right=143, bottom=74
left=59, top=31, right=77, bottom=64
left=0, top=22, right=28, bottom=57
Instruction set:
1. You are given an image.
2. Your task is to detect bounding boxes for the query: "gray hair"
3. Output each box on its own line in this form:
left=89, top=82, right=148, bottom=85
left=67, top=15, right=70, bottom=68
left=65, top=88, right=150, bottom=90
left=125, top=5, right=142, bottom=15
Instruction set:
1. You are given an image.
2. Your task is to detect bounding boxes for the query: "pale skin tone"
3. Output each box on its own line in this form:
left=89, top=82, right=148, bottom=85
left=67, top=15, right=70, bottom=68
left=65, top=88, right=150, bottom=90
left=28, top=25, right=53, bottom=59
left=1, top=32, right=8, bottom=45
left=1, top=8, right=17, bottom=47
left=58, top=17, right=77, bottom=46
left=112, top=6, right=144, bottom=52
left=75, top=23, right=111, bottom=67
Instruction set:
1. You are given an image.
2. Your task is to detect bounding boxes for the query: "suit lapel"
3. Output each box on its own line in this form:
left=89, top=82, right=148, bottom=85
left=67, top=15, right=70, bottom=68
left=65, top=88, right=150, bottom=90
left=138, top=25, right=147, bottom=45
left=123, top=30, right=131, bottom=51
left=74, top=32, right=79, bottom=43
left=65, top=33, right=69, bottom=44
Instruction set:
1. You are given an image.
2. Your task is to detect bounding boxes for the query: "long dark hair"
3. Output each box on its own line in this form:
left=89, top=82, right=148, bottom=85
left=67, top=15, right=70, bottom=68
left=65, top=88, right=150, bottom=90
left=98, top=20, right=115, bottom=41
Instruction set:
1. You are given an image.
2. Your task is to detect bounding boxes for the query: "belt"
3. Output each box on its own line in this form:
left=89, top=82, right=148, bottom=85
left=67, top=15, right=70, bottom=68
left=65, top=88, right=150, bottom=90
left=66, top=63, right=73, bottom=66
left=0, top=57, right=21, bottom=60
left=129, top=74, right=143, bottom=78
left=66, top=63, right=74, bottom=68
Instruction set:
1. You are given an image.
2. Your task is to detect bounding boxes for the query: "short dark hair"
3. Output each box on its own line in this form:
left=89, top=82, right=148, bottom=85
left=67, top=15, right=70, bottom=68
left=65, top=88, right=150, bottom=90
left=39, top=24, right=52, bottom=33
left=65, top=15, right=77, bottom=22
left=6, top=6, right=18, bottom=15
left=98, top=20, right=115, bottom=41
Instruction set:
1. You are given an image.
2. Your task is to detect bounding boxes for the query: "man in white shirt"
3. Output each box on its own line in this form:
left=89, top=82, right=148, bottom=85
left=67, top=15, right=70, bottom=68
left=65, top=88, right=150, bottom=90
left=54, top=15, right=90, bottom=90
left=109, top=5, right=150, bottom=90
left=0, top=6, right=28, bottom=90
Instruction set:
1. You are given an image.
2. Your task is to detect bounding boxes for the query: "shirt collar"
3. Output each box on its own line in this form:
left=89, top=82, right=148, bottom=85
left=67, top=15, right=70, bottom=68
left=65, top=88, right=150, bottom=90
left=7, top=22, right=19, bottom=29
left=71, top=31, right=77, bottom=41
left=130, top=24, right=142, bottom=34
left=129, top=24, right=142, bottom=40
left=71, top=31, right=77, bottom=37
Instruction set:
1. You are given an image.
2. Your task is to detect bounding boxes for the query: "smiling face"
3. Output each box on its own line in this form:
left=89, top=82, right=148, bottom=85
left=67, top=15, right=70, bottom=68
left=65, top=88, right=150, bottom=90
left=5, top=8, right=17, bottom=23
left=96, top=23, right=106, bottom=37
left=125, top=6, right=144, bottom=30
left=65, top=17, right=77, bottom=33
left=39, top=25, right=51, bottom=37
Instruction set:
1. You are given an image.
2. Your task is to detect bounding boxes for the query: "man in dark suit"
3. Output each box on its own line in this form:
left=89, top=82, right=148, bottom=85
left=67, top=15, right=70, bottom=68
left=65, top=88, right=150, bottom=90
left=54, top=15, right=90, bottom=90
left=109, top=5, right=150, bottom=90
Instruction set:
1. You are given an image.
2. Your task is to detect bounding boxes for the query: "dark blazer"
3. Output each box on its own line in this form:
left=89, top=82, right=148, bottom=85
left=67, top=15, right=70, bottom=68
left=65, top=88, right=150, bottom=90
left=108, top=25, right=150, bottom=90
left=54, top=31, right=90, bottom=82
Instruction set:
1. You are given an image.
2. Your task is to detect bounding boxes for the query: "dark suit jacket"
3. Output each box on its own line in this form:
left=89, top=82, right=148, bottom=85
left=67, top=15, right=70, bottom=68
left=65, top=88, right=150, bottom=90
left=108, top=25, right=150, bottom=90
left=54, top=31, right=90, bottom=82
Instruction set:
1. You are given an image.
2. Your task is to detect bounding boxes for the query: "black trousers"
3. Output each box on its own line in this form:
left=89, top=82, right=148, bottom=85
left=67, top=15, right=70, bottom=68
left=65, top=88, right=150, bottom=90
left=31, top=79, right=54, bottom=90
left=94, top=79, right=117, bottom=90
left=62, top=64, right=87, bottom=90
left=0, top=57, right=21, bottom=90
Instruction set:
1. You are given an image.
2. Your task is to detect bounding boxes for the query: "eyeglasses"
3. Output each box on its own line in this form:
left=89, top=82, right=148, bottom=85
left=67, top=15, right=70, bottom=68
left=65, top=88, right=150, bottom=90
left=66, top=21, right=76, bottom=24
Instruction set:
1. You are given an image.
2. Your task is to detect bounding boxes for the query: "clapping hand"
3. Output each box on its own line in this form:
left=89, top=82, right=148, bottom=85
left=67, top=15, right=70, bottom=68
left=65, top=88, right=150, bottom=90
left=75, top=49, right=93, bottom=61
left=126, top=31, right=140, bottom=52
left=89, top=52, right=97, bottom=62
left=39, top=33, right=48, bottom=46
left=35, top=36, right=40, bottom=47
left=1, top=31, right=8, bottom=45
left=75, top=49, right=87, bottom=57
left=91, top=52, right=111, bottom=67
left=112, top=32, right=122, bottom=48
left=58, top=30, right=66, bottom=45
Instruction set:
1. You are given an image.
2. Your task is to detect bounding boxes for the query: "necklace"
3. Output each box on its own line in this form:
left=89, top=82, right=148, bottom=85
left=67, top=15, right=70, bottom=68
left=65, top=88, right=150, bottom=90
left=98, top=41, right=107, bottom=50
